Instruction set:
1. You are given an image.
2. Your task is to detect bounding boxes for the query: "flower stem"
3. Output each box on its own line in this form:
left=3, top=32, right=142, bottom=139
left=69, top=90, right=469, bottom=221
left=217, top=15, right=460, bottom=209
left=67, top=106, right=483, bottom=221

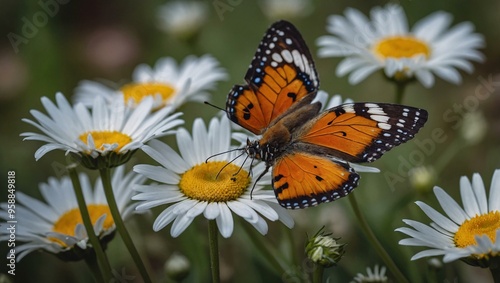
left=491, top=267, right=500, bottom=283
left=348, top=193, right=409, bottom=283
left=240, top=220, right=286, bottom=274
left=68, top=165, right=111, bottom=283
left=84, top=253, right=104, bottom=283
left=433, top=139, right=463, bottom=175
left=395, top=82, right=407, bottom=104
left=208, top=220, right=220, bottom=283
left=312, top=264, right=324, bottom=283
left=99, top=168, right=152, bottom=283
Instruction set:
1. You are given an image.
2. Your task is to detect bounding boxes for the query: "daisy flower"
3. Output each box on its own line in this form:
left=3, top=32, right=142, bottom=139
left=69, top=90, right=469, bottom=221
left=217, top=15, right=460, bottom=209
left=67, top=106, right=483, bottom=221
left=0, top=166, right=144, bottom=261
left=21, top=92, right=183, bottom=168
left=396, top=169, right=500, bottom=266
left=74, top=55, right=227, bottom=111
left=316, top=4, right=485, bottom=87
left=133, top=116, right=294, bottom=238
left=351, top=265, right=388, bottom=283
left=157, top=1, right=209, bottom=40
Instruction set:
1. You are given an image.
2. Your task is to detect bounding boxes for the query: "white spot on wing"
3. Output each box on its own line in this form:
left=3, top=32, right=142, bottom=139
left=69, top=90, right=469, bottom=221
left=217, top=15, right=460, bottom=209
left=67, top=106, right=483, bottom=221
left=343, top=105, right=355, bottom=113
left=365, top=103, right=379, bottom=108
left=370, top=115, right=390, bottom=123
left=281, top=50, right=293, bottom=63
left=367, top=107, right=385, bottom=115
left=292, top=50, right=303, bottom=70
left=378, top=123, right=391, bottom=130
left=272, top=53, right=283, bottom=63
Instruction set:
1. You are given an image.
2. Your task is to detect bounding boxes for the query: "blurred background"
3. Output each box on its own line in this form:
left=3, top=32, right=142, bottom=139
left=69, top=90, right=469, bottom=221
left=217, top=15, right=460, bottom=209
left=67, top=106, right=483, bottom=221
left=1, top=0, right=499, bottom=282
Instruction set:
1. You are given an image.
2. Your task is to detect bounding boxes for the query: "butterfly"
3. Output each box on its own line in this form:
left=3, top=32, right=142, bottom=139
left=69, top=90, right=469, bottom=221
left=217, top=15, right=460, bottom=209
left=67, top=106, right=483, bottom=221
left=226, top=20, right=428, bottom=209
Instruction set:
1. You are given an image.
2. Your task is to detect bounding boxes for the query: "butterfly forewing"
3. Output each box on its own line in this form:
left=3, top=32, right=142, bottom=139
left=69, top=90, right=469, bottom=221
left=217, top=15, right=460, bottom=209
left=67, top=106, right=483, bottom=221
left=272, top=152, right=359, bottom=209
left=297, top=103, right=428, bottom=163
left=226, top=20, right=319, bottom=135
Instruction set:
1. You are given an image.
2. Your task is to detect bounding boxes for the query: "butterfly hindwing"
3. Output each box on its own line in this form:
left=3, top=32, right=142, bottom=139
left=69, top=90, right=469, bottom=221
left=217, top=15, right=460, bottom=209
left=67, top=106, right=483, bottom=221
left=272, top=152, right=359, bottom=209
left=226, top=20, right=319, bottom=135
left=296, top=103, right=428, bottom=163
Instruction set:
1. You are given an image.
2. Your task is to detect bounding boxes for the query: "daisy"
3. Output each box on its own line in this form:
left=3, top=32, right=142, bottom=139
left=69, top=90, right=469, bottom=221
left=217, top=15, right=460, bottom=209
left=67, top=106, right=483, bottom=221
left=351, top=265, right=388, bottom=283
left=396, top=170, right=500, bottom=265
left=21, top=93, right=183, bottom=167
left=0, top=166, right=144, bottom=261
left=74, top=55, right=227, bottom=111
left=316, top=4, right=484, bottom=87
left=157, top=1, right=209, bottom=40
left=132, top=116, right=294, bottom=238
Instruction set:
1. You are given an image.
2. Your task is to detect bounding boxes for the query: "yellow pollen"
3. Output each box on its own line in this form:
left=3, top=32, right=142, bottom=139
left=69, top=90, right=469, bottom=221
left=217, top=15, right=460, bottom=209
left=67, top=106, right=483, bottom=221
left=120, top=82, right=176, bottom=105
left=454, top=211, right=500, bottom=249
left=49, top=205, right=114, bottom=247
left=179, top=161, right=251, bottom=202
left=79, top=131, right=132, bottom=152
left=374, top=36, right=430, bottom=59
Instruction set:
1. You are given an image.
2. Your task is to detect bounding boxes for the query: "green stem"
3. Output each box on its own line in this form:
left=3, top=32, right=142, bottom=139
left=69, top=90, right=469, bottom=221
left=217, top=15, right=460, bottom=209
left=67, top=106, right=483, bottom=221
left=395, top=82, right=407, bottom=104
left=84, top=253, right=104, bottom=283
left=348, top=193, right=409, bottom=283
left=68, top=165, right=111, bottom=283
left=99, top=168, right=152, bottom=283
left=433, top=139, right=463, bottom=175
left=284, top=224, right=299, bottom=268
left=241, top=220, right=286, bottom=275
left=208, top=220, right=220, bottom=283
left=491, top=267, right=500, bottom=283
left=312, top=264, right=324, bottom=283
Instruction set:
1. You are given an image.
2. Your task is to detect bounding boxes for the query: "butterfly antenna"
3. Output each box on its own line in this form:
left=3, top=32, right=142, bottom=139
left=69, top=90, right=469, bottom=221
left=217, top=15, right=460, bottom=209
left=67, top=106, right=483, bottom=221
left=205, top=147, right=244, bottom=163
left=215, top=151, right=246, bottom=179
left=232, top=154, right=250, bottom=177
left=204, top=101, right=227, bottom=113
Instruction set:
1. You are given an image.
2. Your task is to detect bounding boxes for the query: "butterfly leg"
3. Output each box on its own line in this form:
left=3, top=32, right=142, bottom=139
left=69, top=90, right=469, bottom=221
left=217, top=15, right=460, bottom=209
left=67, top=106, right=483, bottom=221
left=250, top=164, right=271, bottom=200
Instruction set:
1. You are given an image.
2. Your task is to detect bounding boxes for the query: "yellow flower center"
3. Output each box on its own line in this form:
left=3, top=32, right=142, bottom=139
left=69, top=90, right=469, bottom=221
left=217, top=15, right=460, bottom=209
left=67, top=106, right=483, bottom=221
left=49, top=205, right=114, bottom=247
left=454, top=211, right=500, bottom=249
left=179, top=161, right=251, bottom=202
left=79, top=131, right=132, bottom=152
left=120, top=82, right=175, bottom=106
left=374, top=36, right=430, bottom=59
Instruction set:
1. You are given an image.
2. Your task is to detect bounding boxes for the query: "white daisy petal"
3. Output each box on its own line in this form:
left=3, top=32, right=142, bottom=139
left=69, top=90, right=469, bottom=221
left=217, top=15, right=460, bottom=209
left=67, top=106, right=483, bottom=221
left=471, top=173, right=488, bottom=214
left=416, top=201, right=459, bottom=231
left=201, top=203, right=219, bottom=220
left=489, top=170, right=500, bottom=212
left=433, top=187, right=468, bottom=224
left=216, top=203, right=234, bottom=238
left=247, top=216, right=269, bottom=235
left=460, top=176, right=480, bottom=217
left=170, top=213, right=197, bottom=238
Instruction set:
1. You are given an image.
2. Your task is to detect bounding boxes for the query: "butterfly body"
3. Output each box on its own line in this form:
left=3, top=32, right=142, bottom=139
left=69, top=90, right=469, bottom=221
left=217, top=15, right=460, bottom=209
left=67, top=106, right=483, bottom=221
left=226, top=21, right=428, bottom=209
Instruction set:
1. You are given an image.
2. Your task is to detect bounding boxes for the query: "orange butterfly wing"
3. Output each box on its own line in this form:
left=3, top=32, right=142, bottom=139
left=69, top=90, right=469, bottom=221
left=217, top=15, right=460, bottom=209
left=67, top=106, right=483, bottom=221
left=296, top=103, right=428, bottom=163
left=226, top=20, right=319, bottom=134
left=272, top=152, right=359, bottom=209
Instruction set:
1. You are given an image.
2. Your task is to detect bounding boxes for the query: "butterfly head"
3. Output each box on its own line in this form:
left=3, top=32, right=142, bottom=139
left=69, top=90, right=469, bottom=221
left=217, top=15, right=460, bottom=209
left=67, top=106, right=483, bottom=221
left=245, top=138, right=281, bottom=165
